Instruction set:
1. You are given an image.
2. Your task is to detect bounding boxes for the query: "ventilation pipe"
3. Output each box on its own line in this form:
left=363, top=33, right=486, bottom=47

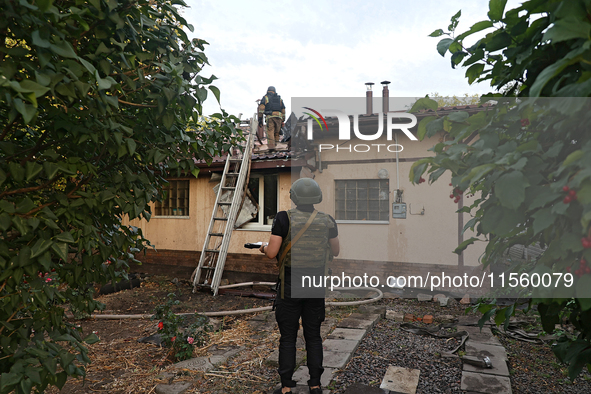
left=365, top=82, right=374, bottom=115
left=381, top=81, right=390, bottom=114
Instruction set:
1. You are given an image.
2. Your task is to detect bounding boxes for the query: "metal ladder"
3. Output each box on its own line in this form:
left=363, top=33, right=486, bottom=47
left=192, top=116, right=256, bottom=295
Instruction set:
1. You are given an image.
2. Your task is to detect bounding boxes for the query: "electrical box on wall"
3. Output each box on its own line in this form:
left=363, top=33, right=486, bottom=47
left=392, top=203, right=407, bottom=219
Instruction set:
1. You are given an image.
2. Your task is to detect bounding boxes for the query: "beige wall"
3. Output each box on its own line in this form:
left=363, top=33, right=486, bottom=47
left=127, top=129, right=485, bottom=268
left=313, top=131, right=485, bottom=267
left=126, top=172, right=293, bottom=255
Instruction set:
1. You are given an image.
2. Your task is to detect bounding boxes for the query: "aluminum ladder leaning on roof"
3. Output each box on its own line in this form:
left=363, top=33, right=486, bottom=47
left=192, top=115, right=256, bottom=296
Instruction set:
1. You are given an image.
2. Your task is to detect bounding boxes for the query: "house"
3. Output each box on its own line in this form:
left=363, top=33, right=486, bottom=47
left=128, top=87, right=491, bottom=295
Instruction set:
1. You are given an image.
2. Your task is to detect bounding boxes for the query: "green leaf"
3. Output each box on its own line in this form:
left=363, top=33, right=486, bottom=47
left=409, top=97, right=439, bottom=113
left=126, top=138, right=137, bottom=155
left=25, top=162, right=43, bottom=181
left=50, top=41, right=77, bottom=58
left=30, top=239, right=53, bottom=259
left=532, top=207, right=555, bottom=235
left=0, top=372, right=20, bottom=390
left=8, top=161, right=25, bottom=182
left=429, top=29, right=444, bottom=37
left=437, top=38, right=454, bottom=56
left=494, top=171, right=529, bottom=210
left=13, top=98, right=37, bottom=124
left=453, top=237, right=479, bottom=254
left=51, top=242, right=68, bottom=261
left=562, top=150, right=583, bottom=168
left=488, top=0, right=507, bottom=22
left=16, top=197, right=35, bottom=213
left=191, top=168, right=200, bottom=178
left=37, top=0, right=54, bottom=12
left=530, top=44, right=590, bottom=97
left=32, top=30, right=51, bottom=48
left=417, top=116, right=438, bottom=140
left=53, top=231, right=74, bottom=243
left=209, top=85, right=221, bottom=104
left=19, top=80, right=50, bottom=97
left=543, top=17, right=591, bottom=43
left=43, top=162, right=60, bottom=179
left=466, top=63, right=485, bottom=84
left=83, top=333, right=100, bottom=344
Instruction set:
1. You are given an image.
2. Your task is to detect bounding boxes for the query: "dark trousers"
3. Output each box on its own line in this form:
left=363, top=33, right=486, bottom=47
left=275, top=297, right=325, bottom=388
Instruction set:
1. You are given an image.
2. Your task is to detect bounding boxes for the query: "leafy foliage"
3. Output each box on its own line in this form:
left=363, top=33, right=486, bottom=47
left=414, top=0, right=591, bottom=380
left=153, top=293, right=210, bottom=362
left=0, top=0, right=241, bottom=392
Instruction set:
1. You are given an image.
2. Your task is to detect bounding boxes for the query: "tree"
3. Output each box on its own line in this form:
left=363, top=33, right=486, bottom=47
left=427, top=93, right=481, bottom=108
left=0, top=0, right=241, bottom=392
left=410, top=0, right=591, bottom=380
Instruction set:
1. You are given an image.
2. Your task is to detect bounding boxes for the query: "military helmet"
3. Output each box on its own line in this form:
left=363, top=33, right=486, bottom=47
left=290, top=178, right=322, bottom=205
left=267, top=86, right=276, bottom=93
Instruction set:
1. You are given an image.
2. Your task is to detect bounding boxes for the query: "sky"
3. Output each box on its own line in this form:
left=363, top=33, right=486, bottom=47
left=182, top=0, right=521, bottom=118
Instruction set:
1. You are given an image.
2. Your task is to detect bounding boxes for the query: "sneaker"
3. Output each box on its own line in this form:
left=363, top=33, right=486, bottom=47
left=272, top=388, right=292, bottom=394
left=309, top=387, right=322, bottom=394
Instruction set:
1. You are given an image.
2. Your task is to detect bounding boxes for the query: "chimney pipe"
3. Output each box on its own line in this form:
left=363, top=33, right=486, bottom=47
left=381, top=81, right=390, bottom=114
left=365, top=82, right=374, bottom=115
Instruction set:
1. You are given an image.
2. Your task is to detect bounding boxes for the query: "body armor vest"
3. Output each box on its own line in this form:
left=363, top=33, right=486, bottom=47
left=264, top=93, right=282, bottom=114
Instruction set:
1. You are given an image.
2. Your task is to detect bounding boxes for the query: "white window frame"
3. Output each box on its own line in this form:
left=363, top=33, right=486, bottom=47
left=240, top=174, right=279, bottom=231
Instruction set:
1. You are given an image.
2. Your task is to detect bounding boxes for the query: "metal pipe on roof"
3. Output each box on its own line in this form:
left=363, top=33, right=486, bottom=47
left=365, top=82, right=374, bottom=115
left=382, top=81, right=390, bottom=114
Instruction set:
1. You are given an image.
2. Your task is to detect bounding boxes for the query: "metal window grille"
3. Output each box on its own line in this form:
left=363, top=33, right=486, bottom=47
left=335, top=179, right=389, bottom=221
left=155, top=180, right=190, bottom=216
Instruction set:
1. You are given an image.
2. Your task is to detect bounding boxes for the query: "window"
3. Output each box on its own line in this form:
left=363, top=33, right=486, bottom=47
left=154, top=180, right=189, bottom=216
left=335, top=179, right=389, bottom=221
left=243, top=174, right=278, bottom=227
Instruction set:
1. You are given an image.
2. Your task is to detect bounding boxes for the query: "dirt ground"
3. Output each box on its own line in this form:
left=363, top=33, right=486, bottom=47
left=47, top=275, right=591, bottom=394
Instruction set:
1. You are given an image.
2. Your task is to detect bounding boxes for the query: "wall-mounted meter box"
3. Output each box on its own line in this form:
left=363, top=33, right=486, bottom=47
left=392, top=203, right=407, bottom=219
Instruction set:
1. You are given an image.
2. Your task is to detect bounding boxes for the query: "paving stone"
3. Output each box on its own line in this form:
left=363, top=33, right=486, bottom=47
left=172, top=357, right=213, bottom=372
left=247, top=320, right=276, bottom=331
left=322, top=338, right=360, bottom=353
left=458, top=326, right=502, bottom=346
left=337, top=318, right=375, bottom=330
left=439, top=296, right=449, bottom=307
left=323, top=350, right=352, bottom=368
left=357, top=304, right=387, bottom=317
left=417, top=293, right=432, bottom=302
left=385, top=310, right=404, bottom=322
left=465, top=342, right=508, bottom=361
left=461, top=371, right=512, bottom=393
left=438, top=314, right=456, bottom=323
left=321, top=318, right=338, bottom=338
left=327, top=328, right=366, bottom=341
left=457, top=315, right=484, bottom=325
left=382, top=291, right=402, bottom=299
left=460, top=294, right=471, bottom=304
left=379, top=365, right=420, bottom=394
left=464, top=343, right=509, bottom=377
left=403, top=314, right=415, bottom=322
left=155, top=382, right=192, bottom=394
left=344, top=383, right=387, bottom=394
left=249, top=311, right=273, bottom=322
left=433, top=293, right=447, bottom=302
left=292, top=366, right=337, bottom=387
left=348, top=313, right=380, bottom=323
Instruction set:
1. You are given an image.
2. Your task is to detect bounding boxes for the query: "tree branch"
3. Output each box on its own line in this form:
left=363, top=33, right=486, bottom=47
left=118, top=99, right=157, bottom=108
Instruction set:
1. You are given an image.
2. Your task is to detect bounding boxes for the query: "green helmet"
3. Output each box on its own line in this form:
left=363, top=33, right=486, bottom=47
left=290, top=178, right=322, bottom=205
left=267, top=86, right=276, bottom=93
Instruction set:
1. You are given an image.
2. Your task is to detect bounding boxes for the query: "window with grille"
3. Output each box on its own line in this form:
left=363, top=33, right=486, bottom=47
left=154, top=180, right=190, bottom=216
left=335, top=179, right=389, bottom=221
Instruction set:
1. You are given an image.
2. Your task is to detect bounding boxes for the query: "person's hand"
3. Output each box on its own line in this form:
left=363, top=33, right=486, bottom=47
left=259, top=243, right=268, bottom=254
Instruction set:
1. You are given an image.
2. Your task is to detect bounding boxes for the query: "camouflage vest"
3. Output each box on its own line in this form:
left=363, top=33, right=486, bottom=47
left=264, top=93, right=282, bottom=114
left=277, top=209, right=334, bottom=298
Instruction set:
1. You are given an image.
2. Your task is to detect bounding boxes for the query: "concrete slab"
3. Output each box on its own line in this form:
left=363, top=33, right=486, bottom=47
left=458, top=326, right=501, bottom=346
left=344, top=383, right=387, bottom=394
left=465, top=342, right=508, bottom=361
left=461, top=371, right=512, bottom=393
left=380, top=365, right=420, bottom=394
left=457, top=315, right=486, bottom=325
left=348, top=313, right=381, bottom=323
left=327, top=328, right=366, bottom=341
left=292, top=366, right=337, bottom=387
left=323, top=350, right=352, bottom=368
left=337, top=318, right=375, bottom=330
left=322, top=338, right=360, bottom=353
left=463, top=358, right=510, bottom=378
left=155, top=382, right=192, bottom=394
left=385, top=310, right=404, bottom=322
left=172, top=357, right=213, bottom=372
left=357, top=305, right=387, bottom=317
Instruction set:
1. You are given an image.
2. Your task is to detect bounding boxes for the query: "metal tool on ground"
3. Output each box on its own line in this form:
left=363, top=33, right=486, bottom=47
left=461, top=355, right=492, bottom=368
left=191, top=115, right=256, bottom=296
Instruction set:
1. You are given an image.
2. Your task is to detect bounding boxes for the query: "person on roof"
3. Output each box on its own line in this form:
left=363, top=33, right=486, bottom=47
left=258, top=86, right=286, bottom=150
left=260, top=178, right=340, bottom=394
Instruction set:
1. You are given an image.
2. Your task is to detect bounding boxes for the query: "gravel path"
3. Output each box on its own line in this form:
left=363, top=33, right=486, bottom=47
left=331, top=318, right=464, bottom=393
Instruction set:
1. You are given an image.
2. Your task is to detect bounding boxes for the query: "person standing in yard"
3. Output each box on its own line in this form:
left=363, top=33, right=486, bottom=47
left=258, top=86, right=286, bottom=150
left=260, top=178, right=340, bottom=394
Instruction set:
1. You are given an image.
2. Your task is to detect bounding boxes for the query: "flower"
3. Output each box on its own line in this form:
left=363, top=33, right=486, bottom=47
left=158, top=322, right=164, bottom=330
left=45, top=278, right=52, bottom=283
left=171, top=336, right=176, bottom=342
left=187, top=337, right=194, bottom=345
